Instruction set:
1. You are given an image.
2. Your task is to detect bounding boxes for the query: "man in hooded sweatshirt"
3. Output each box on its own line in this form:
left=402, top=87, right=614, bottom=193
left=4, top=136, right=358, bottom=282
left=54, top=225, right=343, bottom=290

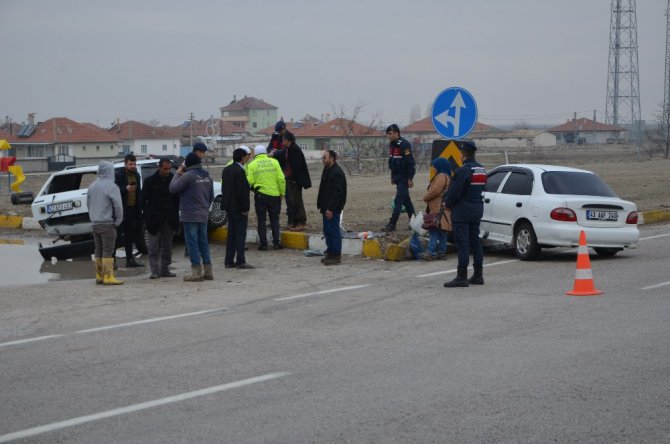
left=169, top=152, right=215, bottom=281
left=87, top=161, right=124, bottom=285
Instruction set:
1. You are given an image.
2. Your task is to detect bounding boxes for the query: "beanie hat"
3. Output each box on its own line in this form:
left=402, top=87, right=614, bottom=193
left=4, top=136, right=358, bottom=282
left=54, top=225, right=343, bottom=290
left=193, top=142, right=208, bottom=152
left=254, top=145, right=267, bottom=155
left=385, top=123, right=400, bottom=134
left=185, top=152, right=201, bottom=167
left=274, top=121, right=286, bottom=132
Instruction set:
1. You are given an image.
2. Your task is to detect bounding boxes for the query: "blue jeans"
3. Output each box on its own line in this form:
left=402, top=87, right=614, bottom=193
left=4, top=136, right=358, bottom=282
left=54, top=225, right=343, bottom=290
left=427, top=229, right=448, bottom=257
left=391, top=179, right=415, bottom=225
left=225, top=211, right=248, bottom=266
left=452, top=221, right=483, bottom=269
left=182, top=222, right=210, bottom=266
left=322, top=212, right=342, bottom=255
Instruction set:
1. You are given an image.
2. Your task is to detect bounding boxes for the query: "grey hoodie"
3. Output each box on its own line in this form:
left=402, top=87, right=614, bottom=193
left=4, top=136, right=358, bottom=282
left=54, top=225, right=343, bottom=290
left=87, top=161, right=123, bottom=227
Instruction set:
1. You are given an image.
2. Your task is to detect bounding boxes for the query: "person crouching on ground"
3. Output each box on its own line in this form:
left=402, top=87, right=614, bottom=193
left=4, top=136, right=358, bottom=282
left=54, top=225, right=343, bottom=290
left=420, top=157, right=452, bottom=260
left=317, top=150, right=347, bottom=265
left=169, top=152, right=215, bottom=282
left=87, top=161, right=124, bottom=285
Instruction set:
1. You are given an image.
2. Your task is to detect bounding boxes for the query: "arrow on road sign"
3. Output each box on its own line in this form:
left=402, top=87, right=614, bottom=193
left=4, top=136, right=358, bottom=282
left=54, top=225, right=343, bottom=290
left=434, top=91, right=467, bottom=136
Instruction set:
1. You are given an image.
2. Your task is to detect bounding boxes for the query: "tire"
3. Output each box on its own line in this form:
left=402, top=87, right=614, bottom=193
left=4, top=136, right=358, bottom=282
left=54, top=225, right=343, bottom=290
left=137, top=220, right=148, bottom=255
left=594, top=247, right=621, bottom=257
left=513, top=222, right=541, bottom=261
left=208, top=195, right=227, bottom=229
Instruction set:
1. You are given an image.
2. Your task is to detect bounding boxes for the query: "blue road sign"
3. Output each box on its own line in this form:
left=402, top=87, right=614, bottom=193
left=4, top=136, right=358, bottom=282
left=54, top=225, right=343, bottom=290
left=431, top=87, right=478, bottom=139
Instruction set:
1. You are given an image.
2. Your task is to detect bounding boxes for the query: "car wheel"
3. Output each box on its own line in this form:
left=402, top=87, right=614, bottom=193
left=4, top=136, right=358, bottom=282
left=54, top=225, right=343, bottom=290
left=594, top=247, right=620, bottom=257
left=514, top=222, right=540, bottom=261
left=208, top=195, right=227, bottom=229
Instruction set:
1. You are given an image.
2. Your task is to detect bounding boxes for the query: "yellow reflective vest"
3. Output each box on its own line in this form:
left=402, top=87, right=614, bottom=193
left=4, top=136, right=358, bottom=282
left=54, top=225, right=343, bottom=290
left=246, top=154, right=285, bottom=197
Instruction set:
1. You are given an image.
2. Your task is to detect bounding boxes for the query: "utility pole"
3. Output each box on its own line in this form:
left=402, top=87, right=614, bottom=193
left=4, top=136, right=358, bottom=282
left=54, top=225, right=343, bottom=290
left=605, top=0, right=642, bottom=157
left=189, top=112, right=194, bottom=147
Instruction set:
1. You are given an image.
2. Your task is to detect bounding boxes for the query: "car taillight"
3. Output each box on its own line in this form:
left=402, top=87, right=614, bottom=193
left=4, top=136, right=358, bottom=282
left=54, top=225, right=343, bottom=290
left=626, top=211, right=638, bottom=224
left=550, top=207, right=577, bottom=222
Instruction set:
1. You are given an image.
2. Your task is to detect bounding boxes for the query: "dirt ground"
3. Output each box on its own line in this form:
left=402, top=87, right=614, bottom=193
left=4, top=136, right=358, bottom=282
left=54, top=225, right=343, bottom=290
left=2, top=145, right=669, bottom=235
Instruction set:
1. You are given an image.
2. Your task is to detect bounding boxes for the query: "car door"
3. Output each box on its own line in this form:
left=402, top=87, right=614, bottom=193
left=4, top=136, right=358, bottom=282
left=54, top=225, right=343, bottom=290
left=488, top=168, right=534, bottom=243
left=481, top=168, right=510, bottom=237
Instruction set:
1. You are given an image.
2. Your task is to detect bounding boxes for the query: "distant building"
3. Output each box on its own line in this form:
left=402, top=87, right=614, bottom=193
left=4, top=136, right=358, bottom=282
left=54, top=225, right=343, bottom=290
left=472, top=129, right=556, bottom=148
left=402, top=117, right=496, bottom=153
left=0, top=115, right=120, bottom=172
left=108, top=120, right=181, bottom=157
left=290, top=118, right=386, bottom=155
left=219, top=95, right=278, bottom=132
left=548, top=117, right=627, bottom=145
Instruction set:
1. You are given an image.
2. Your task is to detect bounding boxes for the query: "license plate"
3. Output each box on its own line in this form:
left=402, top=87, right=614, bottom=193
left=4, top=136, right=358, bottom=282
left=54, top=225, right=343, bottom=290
left=46, top=202, right=73, bottom=213
left=586, top=210, right=618, bottom=221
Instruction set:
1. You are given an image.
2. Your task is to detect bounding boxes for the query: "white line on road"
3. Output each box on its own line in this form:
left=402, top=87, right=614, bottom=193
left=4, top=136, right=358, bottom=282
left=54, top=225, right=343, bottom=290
left=0, top=308, right=227, bottom=350
left=417, top=259, right=519, bottom=278
left=0, top=334, right=65, bottom=349
left=0, top=372, right=290, bottom=443
left=274, top=285, right=370, bottom=301
left=641, top=281, right=670, bottom=291
left=639, top=233, right=670, bottom=241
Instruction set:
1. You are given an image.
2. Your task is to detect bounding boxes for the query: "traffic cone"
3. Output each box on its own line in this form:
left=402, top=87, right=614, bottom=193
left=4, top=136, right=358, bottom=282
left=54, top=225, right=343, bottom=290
left=566, top=230, right=602, bottom=296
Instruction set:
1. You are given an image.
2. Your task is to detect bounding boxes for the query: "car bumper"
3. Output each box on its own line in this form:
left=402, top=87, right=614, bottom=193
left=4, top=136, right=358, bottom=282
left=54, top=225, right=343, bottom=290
left=45, top=222, right=92, bottom=237
left=534, top=222, right=639, bottom=249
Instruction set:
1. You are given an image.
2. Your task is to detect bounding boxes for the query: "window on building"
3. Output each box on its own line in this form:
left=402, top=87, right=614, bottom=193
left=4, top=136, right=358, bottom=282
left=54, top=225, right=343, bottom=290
left=141, top=145, right=147, bottom=154
left=82, top=146, right=87, bottom=151
left=300, top=143, right=308, bottom=151
left=96, top=146, right=100, bottom=152
left=253, top=122, right=257, bottom=128
left=110, top=145, right=114, bottom=150
left=162, top=144, right=167, bottom=151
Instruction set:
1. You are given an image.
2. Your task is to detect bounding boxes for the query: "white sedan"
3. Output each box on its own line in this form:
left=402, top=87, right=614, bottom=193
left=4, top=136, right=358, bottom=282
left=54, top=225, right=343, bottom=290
left=481, top=164, right=639, bottom=260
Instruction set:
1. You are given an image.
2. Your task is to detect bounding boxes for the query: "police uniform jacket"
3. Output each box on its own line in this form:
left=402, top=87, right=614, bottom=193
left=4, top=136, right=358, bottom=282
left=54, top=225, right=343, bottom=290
left=444, top=158, right=487, bottom=223
left=388, top=137, right=416, bottom=183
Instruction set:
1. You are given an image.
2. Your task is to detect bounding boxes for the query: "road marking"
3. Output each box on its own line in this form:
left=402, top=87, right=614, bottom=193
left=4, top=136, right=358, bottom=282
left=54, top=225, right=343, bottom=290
left=275, top=285, right=370, bottom=301
left=0, top=308, right=227, bottom=350
left=0, top=372, right=290, bottom=443
left=417, top=259, right=518, bottom=278
left=641, top=281, right=670, bottom=291
left=0, top=334, right=65, bottom=349
left=76, top=308, right=227, bottom=333
left=639, top=233, right=670, bottom=241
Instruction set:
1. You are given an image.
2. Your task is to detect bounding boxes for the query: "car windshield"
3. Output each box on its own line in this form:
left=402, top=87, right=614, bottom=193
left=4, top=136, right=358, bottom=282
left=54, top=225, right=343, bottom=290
left=541, top=171, right=617, bottom=197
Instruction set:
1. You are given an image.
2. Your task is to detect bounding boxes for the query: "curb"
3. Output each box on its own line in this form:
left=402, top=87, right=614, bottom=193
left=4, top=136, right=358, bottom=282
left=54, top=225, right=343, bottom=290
left=5, top=210, right=670, bottom=261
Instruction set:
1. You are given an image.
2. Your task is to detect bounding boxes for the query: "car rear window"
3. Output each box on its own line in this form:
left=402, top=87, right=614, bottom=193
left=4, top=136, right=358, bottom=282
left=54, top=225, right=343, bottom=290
left=541, top=171, right=617, bottom=197
left=47, top=172, right=97, bottom=194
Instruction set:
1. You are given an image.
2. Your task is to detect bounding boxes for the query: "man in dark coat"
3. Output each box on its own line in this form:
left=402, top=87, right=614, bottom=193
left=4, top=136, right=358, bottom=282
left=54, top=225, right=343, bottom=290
left=383, top=123, right=416, bottom=232
left=443, top=140, right=487, bottom=288
left=115, top=153, right=144, bottom=267
left=141, top=158, right=179, bottom=279
left=221, top=147, right=253, bottom=269
left=272, top=131, right=311, bottom=231
left=317, top=150, right=347, bottom=265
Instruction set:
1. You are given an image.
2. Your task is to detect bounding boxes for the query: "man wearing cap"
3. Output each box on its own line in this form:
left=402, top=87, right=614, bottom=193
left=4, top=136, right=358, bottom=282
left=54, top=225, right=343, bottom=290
left=192, top=141, right=209, bottom=161
left=246, top=145, right=285, bottom=250
left=169, top=152, right=215, bottom=281
left=442, top=140, right=487, bottom=288
left=383, top=124, right=416, bottom=232
left=268, top=121, right=286, bottom=156
left=221, top=148, right=253, bottom=269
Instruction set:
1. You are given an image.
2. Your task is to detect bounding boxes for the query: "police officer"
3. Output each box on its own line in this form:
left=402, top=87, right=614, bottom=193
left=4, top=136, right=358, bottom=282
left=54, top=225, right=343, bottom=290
left=383, top=123, right=416, bottom=232
left=443, top=140, right=487, bottom=287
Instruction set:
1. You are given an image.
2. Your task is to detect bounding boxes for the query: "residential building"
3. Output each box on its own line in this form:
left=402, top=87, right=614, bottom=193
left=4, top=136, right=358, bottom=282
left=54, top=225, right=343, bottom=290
left=219, top=95, right=278, bottom=132
left=108, top=120, right=181, bottom=157
left=472, top=129, right=556, bottom=148
left=291, top=117, right=386, bottom=156
left=548, top=117, right=627, bottom=145
left=1, top=116, right=120, bottom=172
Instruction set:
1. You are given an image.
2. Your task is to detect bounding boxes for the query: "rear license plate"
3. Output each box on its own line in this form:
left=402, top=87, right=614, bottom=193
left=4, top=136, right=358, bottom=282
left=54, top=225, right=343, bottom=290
left=586, top=210, right=618, bottom=221
left=46, top=202, right=73, bottom=213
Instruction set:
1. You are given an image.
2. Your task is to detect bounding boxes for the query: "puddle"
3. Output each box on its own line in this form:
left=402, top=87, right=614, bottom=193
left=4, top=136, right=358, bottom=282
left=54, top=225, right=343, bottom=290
left=0, top=240, right=147, bottom=286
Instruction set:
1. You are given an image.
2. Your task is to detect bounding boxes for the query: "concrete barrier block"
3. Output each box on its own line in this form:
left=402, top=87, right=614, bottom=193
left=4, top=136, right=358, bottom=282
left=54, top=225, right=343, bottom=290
left=362, top=239, right=383, bottom=258
left=0, top=215, right=23, bottom=229
left=209, top=226, right=228, bottom=242
left=639, top=209, right=670, bottom=225
left=21, top=217, right=42, bottom=230
left=384, top=244, right=406, bottom=261
left=282, top=231, right=309, bottom=250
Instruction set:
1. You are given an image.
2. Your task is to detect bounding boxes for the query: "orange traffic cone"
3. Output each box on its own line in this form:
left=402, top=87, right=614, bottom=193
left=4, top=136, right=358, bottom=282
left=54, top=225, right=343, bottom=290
left=566, top=230, right=602, bottom=296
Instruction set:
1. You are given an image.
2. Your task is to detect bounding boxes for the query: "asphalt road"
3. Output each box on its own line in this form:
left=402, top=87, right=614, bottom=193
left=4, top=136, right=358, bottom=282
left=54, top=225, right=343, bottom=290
left=1, top=223, right=669, bottom=443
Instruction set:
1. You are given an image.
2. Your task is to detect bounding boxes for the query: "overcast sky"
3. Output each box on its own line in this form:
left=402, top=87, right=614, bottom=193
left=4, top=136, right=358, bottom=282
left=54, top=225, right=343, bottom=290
left=0, top=0, right=665, bottom=129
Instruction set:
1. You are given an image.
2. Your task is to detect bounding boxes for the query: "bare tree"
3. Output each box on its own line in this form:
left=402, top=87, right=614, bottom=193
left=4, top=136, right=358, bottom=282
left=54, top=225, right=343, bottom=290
left=512, top=120, right=530, bottom=130
left=331, top=99, right=385, bottom=175
left=143, top=119, right=161, bottom=127
left=409, top=104, right=422, bottom=123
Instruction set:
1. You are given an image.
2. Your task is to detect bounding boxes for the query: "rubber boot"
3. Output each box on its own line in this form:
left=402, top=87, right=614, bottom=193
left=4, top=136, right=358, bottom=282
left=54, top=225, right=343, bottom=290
left=183, top=265, right=203, bottom=282
left=94, top=258, right=103, bottom=285
left=102, top=258, right=124, bottom=285
left=443, top=267, right=469, bottom=288
left=468, top=266, right=484, bottom=285
left=203, top=263, right=214, bottom=281
left=324, top=254, right=341, bottom=266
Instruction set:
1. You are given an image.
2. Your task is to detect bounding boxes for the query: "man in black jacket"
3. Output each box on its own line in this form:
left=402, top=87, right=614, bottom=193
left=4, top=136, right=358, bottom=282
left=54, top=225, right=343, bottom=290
left=221, top=148, right=253, bottom=269
left=271, top=131, right=311, bottom=231
left=115, top=153, right=144, bottom=267
left=317, top=150, right=347, bottom=266
left=383, top=124, right=416, bottom=232
left=141, top=158, right=179, bottom=279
